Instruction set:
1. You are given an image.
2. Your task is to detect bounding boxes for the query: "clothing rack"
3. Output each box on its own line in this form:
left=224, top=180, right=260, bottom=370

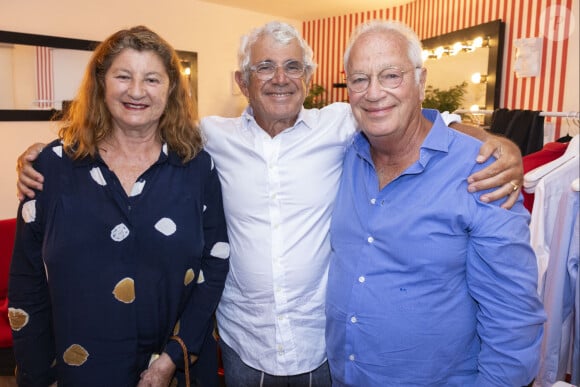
left=453, top=109, right=580, bottom=119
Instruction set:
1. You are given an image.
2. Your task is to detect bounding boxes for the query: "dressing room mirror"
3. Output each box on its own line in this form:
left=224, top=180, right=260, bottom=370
left=421, top=20, right=505, bottom=115
left=0, top=30, right=198, bottom=121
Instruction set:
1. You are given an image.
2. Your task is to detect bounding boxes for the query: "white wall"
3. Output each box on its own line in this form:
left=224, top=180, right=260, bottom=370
left=0, top=0, right=300, bottom=219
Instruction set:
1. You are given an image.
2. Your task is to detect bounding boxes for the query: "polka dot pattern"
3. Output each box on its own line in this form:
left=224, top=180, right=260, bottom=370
left=8, top=139, right=230, bottom=381
left=90, top=167, right=107, bottom=186
left=52, top=145, right=63, bottom=158
left=155, top=218, right=177, bottom=236
left=22, top=200, right=36, bottom=223
left=210, top=242, right=230, bottom=259
left=110, top=223, right=130, bottom=242
left=63, top=344, right=89, bottom=366
left=197, top=270, right=205, bottom=284
left=112, top=277, right=135, bottom=304
left=8, top=307, right=29, bottom=331
left=184, top=269, right=195, bottom=286
left=130, top=180, right=146, bottom=197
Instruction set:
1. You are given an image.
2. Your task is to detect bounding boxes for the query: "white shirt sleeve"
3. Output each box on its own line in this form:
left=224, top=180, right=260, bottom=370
left=440, top=111, right=462, bottom=126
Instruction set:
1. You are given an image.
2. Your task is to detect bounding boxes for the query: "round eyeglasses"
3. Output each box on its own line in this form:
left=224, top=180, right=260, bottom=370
left=346, top=67, right=419, bottom=93
left=250, top=60, right=306, bottom=81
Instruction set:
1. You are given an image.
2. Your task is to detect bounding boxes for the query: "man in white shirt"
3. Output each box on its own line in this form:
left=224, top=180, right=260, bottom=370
left=16, top=21, right=524, bottom=386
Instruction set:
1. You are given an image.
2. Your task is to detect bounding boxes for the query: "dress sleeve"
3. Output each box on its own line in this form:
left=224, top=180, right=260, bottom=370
left=8, top=156, right=57, bottom=386
left=165, top=154, right=230, bottom=366
left=466, top=196, right=546, bottom=386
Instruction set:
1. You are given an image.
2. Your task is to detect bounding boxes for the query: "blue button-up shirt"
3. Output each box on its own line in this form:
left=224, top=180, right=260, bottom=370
left=326, top=109, right=546, bottom=386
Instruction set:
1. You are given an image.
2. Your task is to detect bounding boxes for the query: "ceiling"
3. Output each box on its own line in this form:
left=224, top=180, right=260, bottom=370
left=199, top=0, right=413, bottom=21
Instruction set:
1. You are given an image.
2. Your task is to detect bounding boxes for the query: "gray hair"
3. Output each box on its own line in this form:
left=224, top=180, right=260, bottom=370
left=343, top=20, right=424, bottom=83
left=238, top=21, right=317, bottom=84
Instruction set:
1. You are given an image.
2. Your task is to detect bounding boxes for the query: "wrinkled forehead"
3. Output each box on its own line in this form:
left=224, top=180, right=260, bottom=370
left=348, top=31, right=410, bottom=69
left=250, top=35, right=303, bottom=64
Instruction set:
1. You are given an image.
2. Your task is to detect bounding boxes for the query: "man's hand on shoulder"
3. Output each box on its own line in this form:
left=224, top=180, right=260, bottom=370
left=16, top=143, right=46, bottom=201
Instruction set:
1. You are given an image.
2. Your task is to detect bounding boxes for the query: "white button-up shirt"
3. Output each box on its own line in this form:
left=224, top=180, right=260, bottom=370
left=202, top=105, right=459, bottom=375
left=202, top=102, right=355, bottom=375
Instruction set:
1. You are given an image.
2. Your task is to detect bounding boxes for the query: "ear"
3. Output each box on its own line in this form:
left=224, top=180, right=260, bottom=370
left=235, top=71, right=250, bottom=98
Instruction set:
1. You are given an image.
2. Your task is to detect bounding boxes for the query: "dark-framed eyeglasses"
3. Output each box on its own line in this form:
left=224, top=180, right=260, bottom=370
left=249, top=60, right=306, bottom=81
left=346, top=67, right=420, bottom=93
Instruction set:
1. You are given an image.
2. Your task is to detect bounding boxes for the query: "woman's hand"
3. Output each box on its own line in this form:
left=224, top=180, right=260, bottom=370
left=16, top=143, right=46, bottom=201
left=468, top=135, right=523, bottom=209
left=137, top=353, right=176, bottom=387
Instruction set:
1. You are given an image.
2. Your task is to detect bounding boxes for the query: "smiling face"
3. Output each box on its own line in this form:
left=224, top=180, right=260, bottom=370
left=104, top=48, right=170, bottom=134
left=346, top=30, right=426, bottom=140
left=236, top=34, right=308, bottom=135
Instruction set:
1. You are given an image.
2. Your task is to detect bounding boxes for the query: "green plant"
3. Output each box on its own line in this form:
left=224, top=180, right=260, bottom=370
left=303, top=83, right=327, bottom=109
left=422, top=81, right=468, bottom=113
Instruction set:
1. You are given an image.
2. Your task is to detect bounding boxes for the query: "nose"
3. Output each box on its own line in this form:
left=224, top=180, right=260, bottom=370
left=128, top=80, right=146, bottom=98
left=270, top=65, right=289, bottom=83
left=365, top=76, right=385, bottom=100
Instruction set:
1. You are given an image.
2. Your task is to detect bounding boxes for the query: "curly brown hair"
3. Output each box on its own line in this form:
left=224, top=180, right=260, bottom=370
left=58, top=25, right=201, bottom=162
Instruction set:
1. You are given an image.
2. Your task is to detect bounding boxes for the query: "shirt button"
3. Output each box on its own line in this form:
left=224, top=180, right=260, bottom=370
left=358, top=276, right=365, bottom=283
left=349, top=354, right=355, bottom=361
left=367, top=236, right=374, bottom=243
left=350, top=316, right=357, bottom=323
left=370, top=198, right=376, bottom=205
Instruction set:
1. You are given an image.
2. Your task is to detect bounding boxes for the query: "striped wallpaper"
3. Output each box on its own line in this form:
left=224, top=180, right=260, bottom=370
left=303, top=0, right=574, bottom=137
left=35, top=46, right=53, bottom=109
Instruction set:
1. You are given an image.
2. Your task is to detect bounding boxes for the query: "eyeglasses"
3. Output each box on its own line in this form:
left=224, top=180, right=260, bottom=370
left=346, top=67, right=419, bottom=93
left=249, top=60, right=306, bottom=81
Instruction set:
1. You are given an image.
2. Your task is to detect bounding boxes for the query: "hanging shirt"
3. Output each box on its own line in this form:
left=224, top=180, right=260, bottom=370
left=326, top=109, right=546, bottom=386
left=522, top=141, right=569, bottom=213
left=534, top=187, right=579, bottom=387
left=529, top=157, right=579, bottom=294
left=9, top=141, right=229, bottom=386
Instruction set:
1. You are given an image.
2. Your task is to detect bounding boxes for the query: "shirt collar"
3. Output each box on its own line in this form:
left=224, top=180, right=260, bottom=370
left=241, top=105, right=315, bottom=135
left=353, top=108, right=451, bottom=167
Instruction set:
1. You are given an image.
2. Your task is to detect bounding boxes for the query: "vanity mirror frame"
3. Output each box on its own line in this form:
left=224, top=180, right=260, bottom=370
left=421, top=19, right=505, bottom=112
left=0, top=30, right=198, bottom=121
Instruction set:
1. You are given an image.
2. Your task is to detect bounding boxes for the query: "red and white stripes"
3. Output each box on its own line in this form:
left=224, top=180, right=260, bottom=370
left=35, top=46, right=53, bottom=109
left=303, top=0, right=573, bottom=136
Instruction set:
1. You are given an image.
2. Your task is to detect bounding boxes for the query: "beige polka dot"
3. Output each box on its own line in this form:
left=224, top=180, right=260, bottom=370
left=63, top=344, right=89, bottom=366
left=8, top=308, right=29, bottom=331
left=112, top=277, right=135, bottom=303
left=173, top=320, right=181, bottom=336
left=184, top=268, right=195, bottom=286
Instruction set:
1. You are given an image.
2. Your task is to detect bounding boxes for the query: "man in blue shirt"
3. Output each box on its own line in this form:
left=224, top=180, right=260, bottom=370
left=326, top=20, right=546, bottom=386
